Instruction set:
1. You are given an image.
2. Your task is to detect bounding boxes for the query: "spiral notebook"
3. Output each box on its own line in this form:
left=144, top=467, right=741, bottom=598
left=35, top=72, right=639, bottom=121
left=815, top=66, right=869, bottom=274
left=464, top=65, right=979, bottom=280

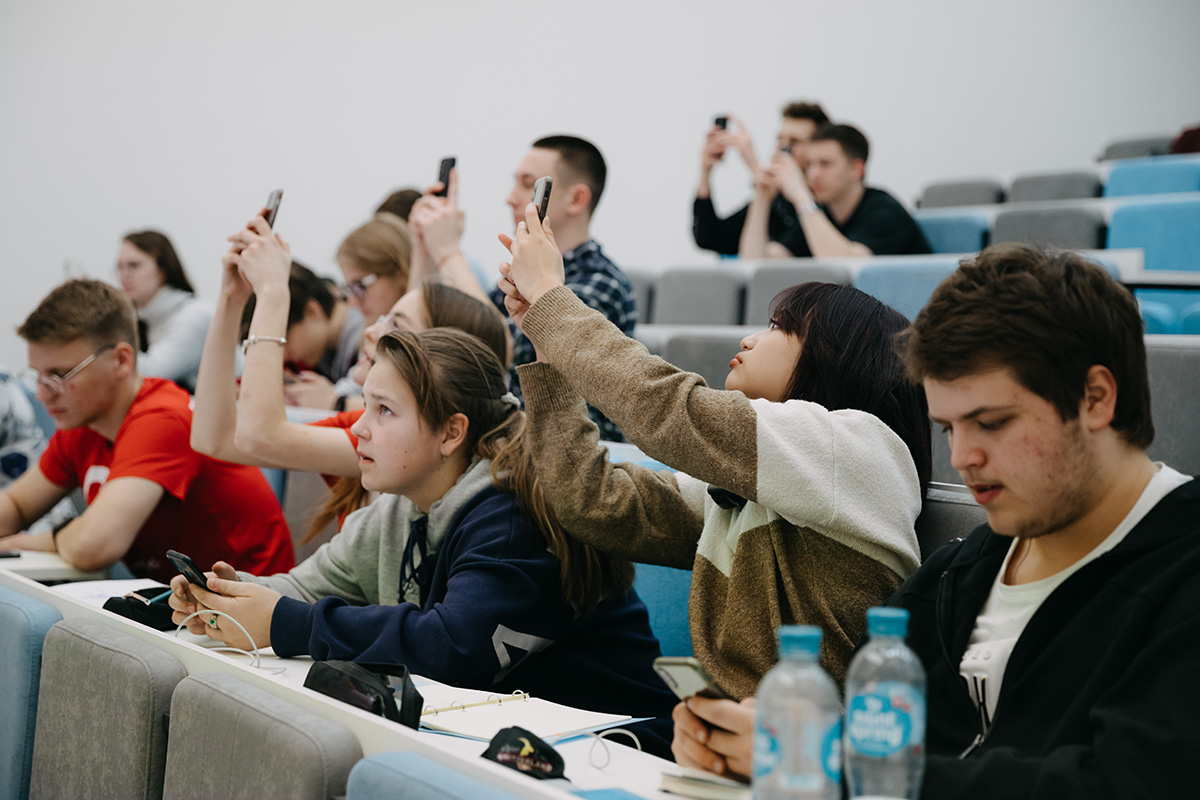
left=413, top=677, right=633, bottom=742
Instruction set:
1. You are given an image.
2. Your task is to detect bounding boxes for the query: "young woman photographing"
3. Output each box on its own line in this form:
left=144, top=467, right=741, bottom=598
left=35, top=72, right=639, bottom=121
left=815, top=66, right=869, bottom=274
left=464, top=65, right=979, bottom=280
left=497, top=202, right=930, bottom=699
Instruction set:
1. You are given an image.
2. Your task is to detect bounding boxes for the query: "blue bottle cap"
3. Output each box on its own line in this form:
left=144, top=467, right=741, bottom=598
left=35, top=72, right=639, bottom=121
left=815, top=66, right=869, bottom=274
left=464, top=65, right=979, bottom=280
left=777, top=625, right=822, bottom=658
left=866, top=607, right=909, bottom=638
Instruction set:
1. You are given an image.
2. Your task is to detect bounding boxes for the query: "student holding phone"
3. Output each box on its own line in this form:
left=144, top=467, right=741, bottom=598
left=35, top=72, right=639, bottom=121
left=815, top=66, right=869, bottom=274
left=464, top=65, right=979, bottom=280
left=172, top=327, right=678, bottom=753
left=497, top=201, right=929, bottom=746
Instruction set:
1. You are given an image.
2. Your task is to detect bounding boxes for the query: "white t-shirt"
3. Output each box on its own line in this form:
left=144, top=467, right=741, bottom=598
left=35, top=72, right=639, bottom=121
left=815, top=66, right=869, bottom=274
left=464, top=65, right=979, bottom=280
left=959, top=464, right=1192, bottom=725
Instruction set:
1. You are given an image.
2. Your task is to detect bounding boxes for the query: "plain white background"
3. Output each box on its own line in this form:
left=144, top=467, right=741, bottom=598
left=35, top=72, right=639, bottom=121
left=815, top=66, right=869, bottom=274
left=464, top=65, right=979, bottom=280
left=2, top=0, right=1198, bottom=367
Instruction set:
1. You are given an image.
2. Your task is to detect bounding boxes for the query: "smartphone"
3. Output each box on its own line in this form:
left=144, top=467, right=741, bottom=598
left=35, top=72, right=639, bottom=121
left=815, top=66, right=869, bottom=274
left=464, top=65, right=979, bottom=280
left=654, top=656, right=732, bottom=700
left=0, top=550, right=20, bottom=558
left=713, top=115, right=728, bottom=130
left=165, top=549, right=210, bottom=589
left=532, top=175, right=552, bottom=223
left=435, top=157, right=456, bottom=197
left=263, top=188, right=284, bottom=228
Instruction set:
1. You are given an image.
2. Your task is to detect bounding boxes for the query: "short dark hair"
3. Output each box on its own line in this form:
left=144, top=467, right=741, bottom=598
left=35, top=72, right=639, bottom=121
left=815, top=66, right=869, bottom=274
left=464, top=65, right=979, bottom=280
left=18, top=278, right=139, bottom=350
left=124, top=230, right=195, bottom=294
left=771, top=282, right=931, bottom=489
left=898, top=243, right=1153, bottom=449
left=811, top=124, right=869, bottom=164
left=376, top=188, right=422, bottom=221
left=781, top=101, right=830, bottom=127
left=240, top=261, right=337, bottom=339
left=532, top=135, right=606, bottom=214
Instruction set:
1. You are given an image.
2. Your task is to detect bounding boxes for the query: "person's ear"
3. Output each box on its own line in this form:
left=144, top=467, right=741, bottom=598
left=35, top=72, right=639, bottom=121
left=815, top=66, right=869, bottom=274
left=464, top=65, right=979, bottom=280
left=113, top=341, right=137, bottom=378
left=851, top=158, right=866, bottom=182
left=441, top=412, right=470, bottom=458
left=304, top=298, right=326, bottom=321
left=1082, top=364, right=1118, bottom=431
left=565, top=183, right=592, bottom=218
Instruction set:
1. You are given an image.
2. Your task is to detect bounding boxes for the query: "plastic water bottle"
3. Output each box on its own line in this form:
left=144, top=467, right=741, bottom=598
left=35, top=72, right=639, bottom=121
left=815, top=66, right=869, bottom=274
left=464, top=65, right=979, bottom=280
left=753, top=625, right=842, bottom=800
left=844, top=607, right=926, bottom=799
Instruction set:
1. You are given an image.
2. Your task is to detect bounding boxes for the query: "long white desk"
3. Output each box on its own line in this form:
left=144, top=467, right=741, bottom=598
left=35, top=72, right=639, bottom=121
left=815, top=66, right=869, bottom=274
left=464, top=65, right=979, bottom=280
left=0, top=550, right=106, bottom=582
left=0, top=566, right=677, bottom=799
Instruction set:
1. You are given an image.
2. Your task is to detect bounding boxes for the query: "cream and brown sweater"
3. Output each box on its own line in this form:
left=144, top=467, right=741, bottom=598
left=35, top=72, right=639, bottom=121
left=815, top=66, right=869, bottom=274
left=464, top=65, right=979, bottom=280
left=517, top=286, right=922, bottom=696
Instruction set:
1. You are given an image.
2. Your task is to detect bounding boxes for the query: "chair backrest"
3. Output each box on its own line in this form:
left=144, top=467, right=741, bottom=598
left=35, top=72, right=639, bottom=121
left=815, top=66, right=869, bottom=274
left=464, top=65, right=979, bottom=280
left=1137, top=298, right=1180, bottom=335
left=1008, top=171, right=1102, bottom=202
left=347, top=751, right=521, bottom=800
left=1180, top=301, right=1200, bottom=335
left=915, top=483, right=987, bottom=558
left=1104, top=159, right=1200, bottom=197
left=660, top=327, right=759, bottom=390
left=623, top=266, right=657, bottom=324
left=1107, top=198, right=1200, bottom=272
left=914, top=212, right=989, bottom=254
left=918, top=179, right=1004, bottom=208
left=0, top=586, right=61, bottom=800
left=633, top=563, right=694, bottom=657
left=991, top=207, right=1106, bottom=250
left=853, top=260, right=958, bottom=322
left=1100, top=136, right=1174, bottom=161
left=29, top=618, right=186, bottom=800
left=162, top=673, right=362, bottom=800
left=743, top=262, right=852, bottom=326
left=653, top=266, right=745, bottom=325
left=1144, top=335, right=1200, bottom=476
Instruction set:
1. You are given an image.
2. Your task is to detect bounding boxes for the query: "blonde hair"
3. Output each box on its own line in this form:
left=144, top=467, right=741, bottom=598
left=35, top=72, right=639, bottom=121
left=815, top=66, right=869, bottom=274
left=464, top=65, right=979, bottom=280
left=336, top=212, right=413, bottom=285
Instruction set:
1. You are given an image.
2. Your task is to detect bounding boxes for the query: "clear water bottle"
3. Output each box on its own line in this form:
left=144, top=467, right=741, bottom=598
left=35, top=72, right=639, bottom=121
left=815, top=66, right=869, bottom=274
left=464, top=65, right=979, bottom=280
left=844, top=607, right=926, bottom=800
left=753, top=625, right=842, bottom=800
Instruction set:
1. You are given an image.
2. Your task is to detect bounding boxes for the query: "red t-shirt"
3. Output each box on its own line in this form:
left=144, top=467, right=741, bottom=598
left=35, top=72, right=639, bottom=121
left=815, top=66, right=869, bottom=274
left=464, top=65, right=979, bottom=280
left=39, top=378, right=295, bottom=583
left=309, top=410, right=363, bottom=488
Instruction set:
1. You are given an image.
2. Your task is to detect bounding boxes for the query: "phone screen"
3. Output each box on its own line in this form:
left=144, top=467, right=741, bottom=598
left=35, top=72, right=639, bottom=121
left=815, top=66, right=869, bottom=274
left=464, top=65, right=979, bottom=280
left=714, top=116, right=728, bottom=130
left=165, top=549, right=209, bottom=588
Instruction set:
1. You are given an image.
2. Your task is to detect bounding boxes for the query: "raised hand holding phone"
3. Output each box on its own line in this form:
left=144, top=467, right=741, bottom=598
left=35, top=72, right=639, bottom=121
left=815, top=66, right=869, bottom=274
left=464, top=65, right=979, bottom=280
left=434, top=157, right=456, bottom=198
left=532, top=175, right=552, bottom=223
left=497, top=199, right=563, bottom=310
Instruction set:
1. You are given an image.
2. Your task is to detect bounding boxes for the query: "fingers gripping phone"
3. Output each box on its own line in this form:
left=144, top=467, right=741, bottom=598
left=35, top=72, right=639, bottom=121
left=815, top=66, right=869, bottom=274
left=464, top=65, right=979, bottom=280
left=165, top=549, right=210, bottom=589
left=436, top=157, right=456, bottom=197
left=263, top=189, right=283, bottom=228
left=654, top=656, right=732, bottom=700
left=532, top=176, right=552, bottom=223
left=713, top=115, right=728, bottom=130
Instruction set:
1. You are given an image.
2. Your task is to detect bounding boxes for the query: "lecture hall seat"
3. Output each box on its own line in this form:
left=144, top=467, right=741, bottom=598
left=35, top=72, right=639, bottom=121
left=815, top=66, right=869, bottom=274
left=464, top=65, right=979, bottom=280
left=0, top=586, right=61, bottom=800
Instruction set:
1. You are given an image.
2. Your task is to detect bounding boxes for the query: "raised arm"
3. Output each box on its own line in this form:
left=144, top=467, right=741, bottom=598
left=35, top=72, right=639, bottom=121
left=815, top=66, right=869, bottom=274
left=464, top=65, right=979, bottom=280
left=737, top=168, right=779, bottom=259
left=408, top=170, right=493, bottom=306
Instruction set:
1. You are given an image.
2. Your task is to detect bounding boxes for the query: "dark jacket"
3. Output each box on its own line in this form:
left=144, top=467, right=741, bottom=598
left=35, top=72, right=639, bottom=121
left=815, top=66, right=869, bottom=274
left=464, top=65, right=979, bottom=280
left=890, top=478, right=1200, bottom=799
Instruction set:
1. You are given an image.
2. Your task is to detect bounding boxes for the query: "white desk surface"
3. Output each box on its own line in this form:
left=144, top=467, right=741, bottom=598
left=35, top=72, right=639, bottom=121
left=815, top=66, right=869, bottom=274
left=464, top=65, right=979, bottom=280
left=0, top=550, right=106, bottom=582
left=0, top=566, right=677, bottom=799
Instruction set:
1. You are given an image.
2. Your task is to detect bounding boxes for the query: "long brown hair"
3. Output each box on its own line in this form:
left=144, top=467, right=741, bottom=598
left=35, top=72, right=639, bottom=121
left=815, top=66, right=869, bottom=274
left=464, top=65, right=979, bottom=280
left=336, top=213, right=412, bottom=282
left=376, top=328, right=633, bottom=611
left=124, top=230, right=196, bottom=294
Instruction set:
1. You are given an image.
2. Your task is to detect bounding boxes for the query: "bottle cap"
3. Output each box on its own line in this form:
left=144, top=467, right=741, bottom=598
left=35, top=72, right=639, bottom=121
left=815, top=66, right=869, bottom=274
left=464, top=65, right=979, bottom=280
left=866, top=607, right=909, bottom=638
left=777, top=625, right=822, bottom=658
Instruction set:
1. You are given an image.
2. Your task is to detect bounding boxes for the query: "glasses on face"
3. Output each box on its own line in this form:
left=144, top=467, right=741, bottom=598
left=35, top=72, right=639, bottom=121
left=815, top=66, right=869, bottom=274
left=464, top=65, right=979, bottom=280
left=342, top=273, right=378, bottom=301
left=31, top=344, right=115, bottom=395
left=372, top=312, right=403, bottom=337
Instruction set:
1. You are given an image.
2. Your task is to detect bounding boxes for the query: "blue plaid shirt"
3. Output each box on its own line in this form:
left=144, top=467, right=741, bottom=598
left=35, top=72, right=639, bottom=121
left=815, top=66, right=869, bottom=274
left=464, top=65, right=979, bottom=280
left=490, top=239, right=636, bottom=443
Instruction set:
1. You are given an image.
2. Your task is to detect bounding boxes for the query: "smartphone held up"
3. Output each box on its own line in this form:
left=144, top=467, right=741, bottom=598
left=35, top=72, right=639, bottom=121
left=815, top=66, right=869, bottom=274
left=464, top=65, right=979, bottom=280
left=532, top=175, right=552, bottom=223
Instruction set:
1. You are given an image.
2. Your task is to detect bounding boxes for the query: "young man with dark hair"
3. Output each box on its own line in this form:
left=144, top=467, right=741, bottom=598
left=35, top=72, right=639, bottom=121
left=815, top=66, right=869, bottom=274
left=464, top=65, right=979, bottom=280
left=241, top=261, right=365, bottom=409
left=406, top=134, right=635, bottom=442
left=673, top=245, right=1198, bottom=796
left=0, top=279, right=294, bottom=583
left=740, top=123, right=930, bottom=258
left=693, top=101, right=831, bottom=256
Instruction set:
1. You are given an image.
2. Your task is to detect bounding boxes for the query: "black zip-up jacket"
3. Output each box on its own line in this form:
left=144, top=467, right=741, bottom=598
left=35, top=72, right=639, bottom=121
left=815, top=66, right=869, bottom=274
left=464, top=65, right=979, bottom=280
left=890, top=477, right=1200, bottom=799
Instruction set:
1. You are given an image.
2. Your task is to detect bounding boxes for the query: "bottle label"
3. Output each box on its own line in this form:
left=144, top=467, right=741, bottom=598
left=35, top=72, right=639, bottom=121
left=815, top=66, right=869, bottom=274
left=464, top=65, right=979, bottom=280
left=821, top=718, right=843, bottom=783
left=753, top=718, right=781, bottom=780
left=753, top=717, right=842, bottom=788
left=846, top=683, right=926, bottom=757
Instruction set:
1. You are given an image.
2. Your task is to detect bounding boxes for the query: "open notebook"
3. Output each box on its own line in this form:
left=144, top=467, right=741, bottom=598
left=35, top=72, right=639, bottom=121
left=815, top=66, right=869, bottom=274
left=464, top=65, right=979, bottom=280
left=413, top=677, right=634, bottom=743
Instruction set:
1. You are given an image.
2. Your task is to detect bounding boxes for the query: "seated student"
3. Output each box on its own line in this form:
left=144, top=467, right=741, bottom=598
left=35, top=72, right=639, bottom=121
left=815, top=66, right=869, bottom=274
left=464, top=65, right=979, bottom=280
left=692, top=101, right=831, bottom=256
left=407, top=136, right=636, bottom=442
left=673, top=244, right=1200, bottom=794
left=497, top=203, right=930, bottom=699
left=171, top=328, right=678, bottom=753
left=240, top=262, right=365, bottom=410
left=0, top=279, right=293, bottom=583
left=739, top=124, right=931, bottom=259
left=117, top=230, right=212, bottom=390
left=336, top=213, right=412, bottom=322
left=191, top=216, right=510, bottom=531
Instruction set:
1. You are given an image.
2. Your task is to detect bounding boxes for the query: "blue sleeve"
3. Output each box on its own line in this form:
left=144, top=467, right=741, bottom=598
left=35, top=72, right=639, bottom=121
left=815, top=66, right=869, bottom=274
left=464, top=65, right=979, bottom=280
left=270, top=498, right=574, bottom=687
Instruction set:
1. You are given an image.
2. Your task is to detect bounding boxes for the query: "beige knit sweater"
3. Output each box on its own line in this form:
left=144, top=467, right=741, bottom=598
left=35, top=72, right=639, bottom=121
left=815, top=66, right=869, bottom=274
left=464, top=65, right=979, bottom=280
left=517, top=287, right=922, bottom=695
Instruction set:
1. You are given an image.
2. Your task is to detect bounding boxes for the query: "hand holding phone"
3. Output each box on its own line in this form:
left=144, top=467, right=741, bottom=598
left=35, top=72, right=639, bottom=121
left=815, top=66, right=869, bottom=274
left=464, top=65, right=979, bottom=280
left=166, top=549, right=212, bottom=590
left=654, top=656, right=732, bottom=700
left=714, top=115, right=728, bottom=130
left=532, top=176, right=552, bottom=223
left=435, top=157, right=456, bottom=198
left=263, top=189, right=283, bottom=228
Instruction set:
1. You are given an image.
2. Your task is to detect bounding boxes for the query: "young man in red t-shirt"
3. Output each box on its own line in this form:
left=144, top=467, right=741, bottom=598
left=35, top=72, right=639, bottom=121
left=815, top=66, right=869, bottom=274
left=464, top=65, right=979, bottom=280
left=0, top=279, right=293, bottom=583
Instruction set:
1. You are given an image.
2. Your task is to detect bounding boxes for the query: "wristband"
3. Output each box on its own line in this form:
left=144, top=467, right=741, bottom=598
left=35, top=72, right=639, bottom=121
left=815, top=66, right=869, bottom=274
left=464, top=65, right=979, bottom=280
left=241, top=335, right=287, bottom=355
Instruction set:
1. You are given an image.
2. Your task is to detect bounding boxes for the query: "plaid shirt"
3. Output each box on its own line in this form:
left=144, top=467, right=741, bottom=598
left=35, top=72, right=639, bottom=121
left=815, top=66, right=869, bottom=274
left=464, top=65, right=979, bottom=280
left=490, top=239, right=636, bottom=442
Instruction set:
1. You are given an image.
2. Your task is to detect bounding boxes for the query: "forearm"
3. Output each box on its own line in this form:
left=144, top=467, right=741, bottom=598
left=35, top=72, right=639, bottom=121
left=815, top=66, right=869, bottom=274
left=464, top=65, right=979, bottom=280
left=737, top=193, right=774, bottom=259
left=191, top=293, right=249, bottom=462
left=798, top=210, right=872, bottom=258
left=697, top=166, right=713, bottom=199
left=435, top=250, right=493, bottom=306
left=234, top=285, right=293, bottom=455
left=0, top=491, right=26, bottom=535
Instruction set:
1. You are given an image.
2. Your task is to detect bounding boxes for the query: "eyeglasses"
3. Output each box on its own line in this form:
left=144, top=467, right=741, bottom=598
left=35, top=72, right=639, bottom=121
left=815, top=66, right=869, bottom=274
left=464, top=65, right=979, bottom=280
left=342, top=273, right=378, bottom=301
left=372, top=312, right=403, bottom=336
left=31, top=344, right=115, bottom=395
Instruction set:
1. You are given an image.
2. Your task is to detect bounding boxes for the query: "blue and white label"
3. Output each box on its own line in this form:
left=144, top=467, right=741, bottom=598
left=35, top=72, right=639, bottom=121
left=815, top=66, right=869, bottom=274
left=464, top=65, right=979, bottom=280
left=846, top=683, right=926, bottom=757
left=822, top=718, right=843, bottom=783
left=753, top=719, right=781, bottom=780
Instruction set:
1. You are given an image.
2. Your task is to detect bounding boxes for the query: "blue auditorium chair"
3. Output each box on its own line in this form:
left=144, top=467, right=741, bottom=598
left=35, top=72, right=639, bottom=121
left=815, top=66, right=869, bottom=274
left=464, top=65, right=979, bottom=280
left=853, top=260, right=959, bottom=321
left=1104, top=159, right=1200, bottom=197
left=1107, top=198, right=1200, bottom=272
left=0, top=586, right=61, bottom=800
left=634, top=563, right=694, bottom=657
left=914, top=212, right=989, bottom=254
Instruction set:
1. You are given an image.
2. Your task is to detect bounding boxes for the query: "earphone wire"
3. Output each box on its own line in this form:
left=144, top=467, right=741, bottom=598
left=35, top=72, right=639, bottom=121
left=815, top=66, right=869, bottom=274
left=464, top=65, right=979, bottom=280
left=175, top=609, right=287, bottom=675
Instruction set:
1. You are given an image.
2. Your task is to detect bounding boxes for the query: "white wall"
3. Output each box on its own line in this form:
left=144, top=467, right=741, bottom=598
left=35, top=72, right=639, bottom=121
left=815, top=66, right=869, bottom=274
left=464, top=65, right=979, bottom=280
left=2, top=0, right=1198, bottom=367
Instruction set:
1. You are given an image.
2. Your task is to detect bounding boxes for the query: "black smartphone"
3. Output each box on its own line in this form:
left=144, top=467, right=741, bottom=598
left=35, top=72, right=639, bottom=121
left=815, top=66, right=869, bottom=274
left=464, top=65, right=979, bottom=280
left=532, top=175, right=552, bottom=223
left=0, top=550, right=21, bottom=558
left=435, top=157, right=456, bottom=197
left=653, top=656, right=732, bottom=700
left=263, top=188, right=284, bottom=228
left=714, top=115, right=728, bottom=130
left=165, top=549, right=210, bottom=589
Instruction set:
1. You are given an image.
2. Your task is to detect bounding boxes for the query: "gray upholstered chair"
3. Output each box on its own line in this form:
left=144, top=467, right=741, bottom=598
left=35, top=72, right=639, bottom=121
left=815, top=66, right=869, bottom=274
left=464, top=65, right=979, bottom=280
left=1008, top=171, right=1102, bottom=202
left=991, top=207, right=1107, bottom=250
left=0, top=586, right=62, bottom=800
left=29, top=618, right=186, bottom=800
left=915, top=484, right=987, bottom=558
left=743, top=261, right=852, bottom=326
left=917, top=179, right=1004, bottom=208
left=347, top=751, right=522, bottom=800
left=622, top=265, right=658, bottom=324
left=162, top=673, right=362, bottom=800
left=653, top=265, right=745, bottom=324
